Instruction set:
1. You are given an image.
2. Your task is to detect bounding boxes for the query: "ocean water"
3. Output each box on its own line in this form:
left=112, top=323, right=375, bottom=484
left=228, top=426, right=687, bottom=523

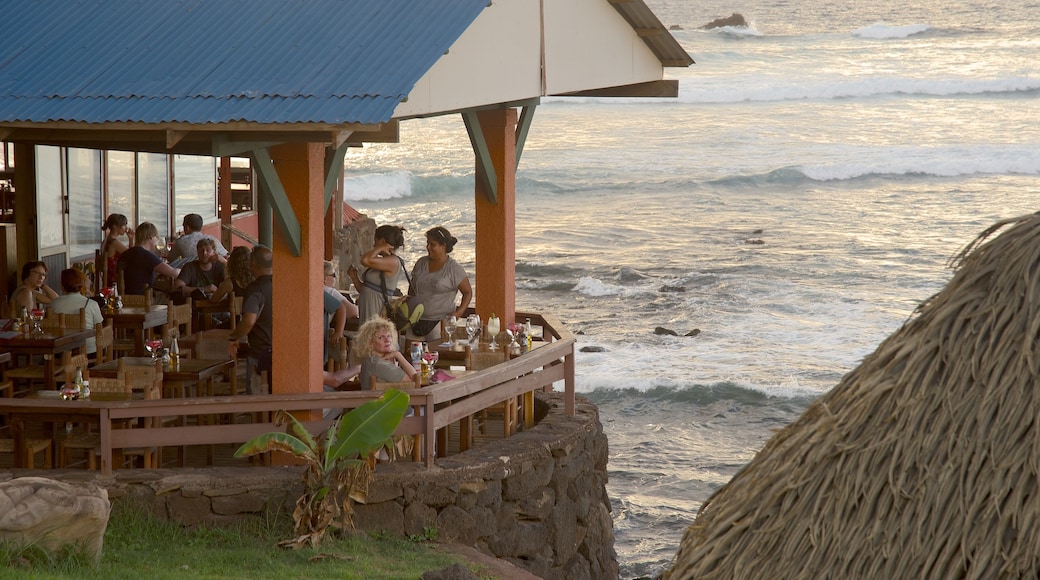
left=341, top=0, right=1039, bottom=576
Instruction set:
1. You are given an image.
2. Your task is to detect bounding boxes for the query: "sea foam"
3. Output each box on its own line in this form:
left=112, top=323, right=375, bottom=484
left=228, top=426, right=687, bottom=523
left=342, top=171, right=413, bottom=201
left=852, top=23, right=931, bottom=39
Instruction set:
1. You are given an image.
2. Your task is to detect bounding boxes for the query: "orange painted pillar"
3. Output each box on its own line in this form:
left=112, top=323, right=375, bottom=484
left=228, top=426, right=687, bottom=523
left=269, top=142, right=326, bottom=396
left=474, top=108, right=517, bottom=326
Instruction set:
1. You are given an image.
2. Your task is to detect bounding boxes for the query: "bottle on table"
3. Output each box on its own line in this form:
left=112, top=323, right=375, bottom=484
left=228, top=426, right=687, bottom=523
left=524, top=318, right=533, bottom=352
left=410, top=342, right=423, bottom=373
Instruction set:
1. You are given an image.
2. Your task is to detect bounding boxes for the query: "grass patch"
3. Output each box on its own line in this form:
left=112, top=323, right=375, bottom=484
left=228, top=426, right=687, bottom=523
left=0, top=505, right=482, bottom=579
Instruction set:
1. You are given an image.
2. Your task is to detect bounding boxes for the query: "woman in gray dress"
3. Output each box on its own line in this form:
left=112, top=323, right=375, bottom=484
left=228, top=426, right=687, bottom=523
left=347, top=225, right=407, bottom=324
left=407, top=226, right=473, bottom=341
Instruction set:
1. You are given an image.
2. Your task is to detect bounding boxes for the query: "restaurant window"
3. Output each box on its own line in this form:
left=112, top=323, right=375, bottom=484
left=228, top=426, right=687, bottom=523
left=36, top=145, right=64, bottom=249
left=65, top=148, right=102, bottom=260
left=173, top=154, right=217, bottom=231
left=0, top=141, right=12, bottom=171
left=106, top=151, right=136, bottom=225
left=228, top=157, right=254, bottom=214
left=137, top=153, right=170, bottom=236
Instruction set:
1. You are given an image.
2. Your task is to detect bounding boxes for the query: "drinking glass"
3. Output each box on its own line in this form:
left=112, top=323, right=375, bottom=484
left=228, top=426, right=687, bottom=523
left=445, top=315, right=457, bottom=347
left=466, top=314, right=481, bottom=346
left=29, top=309, right=44, bottom=334
left=487, top=315, right=501, bottom=351
left=145, top=338, right=165, bottom=362
left=506, top=323, right=523, bottom=352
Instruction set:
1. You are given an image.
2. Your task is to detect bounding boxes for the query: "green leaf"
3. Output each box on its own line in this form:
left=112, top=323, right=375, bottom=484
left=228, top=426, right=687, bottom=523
left=328, top=389, right=410, bottom=464
left=234, top=432, right=316, bottom=462
left=276, top=409, right=318, bottom=451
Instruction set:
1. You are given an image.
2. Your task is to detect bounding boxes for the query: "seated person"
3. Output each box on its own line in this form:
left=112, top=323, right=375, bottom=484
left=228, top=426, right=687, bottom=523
left=117, top=222, right=180, bottom=295
left=355, top=318, right=416, bottom=389
left=173, top=238, right=226, bottom=302
left=9, top=260, right=59, bottom=314
left=210, top=246, right=253, bottom=303
left=323, top=260, right=359, bottom=319
left=49, top=269, right=105, bottom=356
left=168, top=213, right=229, bottom=264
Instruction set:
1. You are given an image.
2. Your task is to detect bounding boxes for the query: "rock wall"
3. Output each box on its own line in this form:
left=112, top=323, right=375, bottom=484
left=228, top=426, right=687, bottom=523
left=1, top=392, right=616, bottom=580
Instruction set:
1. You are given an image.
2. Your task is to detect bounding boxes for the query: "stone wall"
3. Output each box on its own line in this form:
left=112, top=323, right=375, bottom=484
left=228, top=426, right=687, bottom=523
left=1, top=392, right=616, bottom=580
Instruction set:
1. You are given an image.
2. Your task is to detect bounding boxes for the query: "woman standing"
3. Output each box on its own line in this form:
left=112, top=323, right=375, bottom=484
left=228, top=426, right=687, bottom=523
left=99, top=213, right=133, bottom=289
left=408, top=226, right=472, bottom=341
left=347, top=224, right=406, bottom=324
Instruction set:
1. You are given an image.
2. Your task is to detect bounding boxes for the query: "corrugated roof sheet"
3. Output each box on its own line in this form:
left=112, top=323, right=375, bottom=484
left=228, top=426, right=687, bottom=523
left=0, top=0, right=490, bottom=126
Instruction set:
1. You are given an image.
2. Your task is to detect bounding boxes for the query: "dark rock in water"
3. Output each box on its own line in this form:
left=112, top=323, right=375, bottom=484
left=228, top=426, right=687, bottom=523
left=580, top=346, right=606, bottom=353
left=618, top=266, right=645, bottom=282
left=686, top=329, right=702, bottom=337
left=745, top=238, right=765, bottom=245
left=701, top=13, right=748, bottom=29
left=669, top=24, right=683, bottom=30
left=575, top=330, right=586, bottom=335
left=752, top=228, right=763, bottom=234
left=659, top=285, right=687, bottom=293
left=654, top=327, right=678, bottom=336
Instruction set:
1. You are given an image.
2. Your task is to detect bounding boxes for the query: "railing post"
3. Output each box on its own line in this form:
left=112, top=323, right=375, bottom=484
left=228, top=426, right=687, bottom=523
left=100, top=408, right=113, bottom=476
left=564, top=343, right=575, bottom=416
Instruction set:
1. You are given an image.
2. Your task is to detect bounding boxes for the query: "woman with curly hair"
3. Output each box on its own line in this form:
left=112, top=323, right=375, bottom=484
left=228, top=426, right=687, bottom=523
left=210, top=245, right=254, bottom=303
left=354, top=318, right=416, bottom=389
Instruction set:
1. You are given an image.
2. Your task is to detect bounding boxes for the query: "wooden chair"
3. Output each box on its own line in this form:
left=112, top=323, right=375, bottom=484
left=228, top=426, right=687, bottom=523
left=59, top=307, right=88, bottom=331
left=38, top=311, right=66, bottom=330
left=122, top=361, right=165, bottom=468
left=165, top=300, right=193, bottom=340
left=60, top=351, right=90, bottom=386
left=436, top=343, right=472, bottom=370
left=57, top=374, right=129, bottom=468
left=5, top=323, right=90, bottom=393
left=468, top=351, right=517, bottom=438
left=0, top=435, right=53, bottom=469
left=326, top=335, right=349, bottom=373
left=94, top=321, right=115, bottom=365
left=120, top=287, right=153, bottom=308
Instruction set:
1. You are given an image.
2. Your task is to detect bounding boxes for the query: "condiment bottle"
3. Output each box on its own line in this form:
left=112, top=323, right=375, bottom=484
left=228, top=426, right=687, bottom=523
left=524, top=318, right=533, bottom=352
left=170, top=336, right=180, bottom=367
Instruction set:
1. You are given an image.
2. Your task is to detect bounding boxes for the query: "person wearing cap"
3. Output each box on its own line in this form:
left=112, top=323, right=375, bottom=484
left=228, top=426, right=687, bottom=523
left=407, top=226, right=472, bottom=341
left=168, top=213, right=229, bottom=264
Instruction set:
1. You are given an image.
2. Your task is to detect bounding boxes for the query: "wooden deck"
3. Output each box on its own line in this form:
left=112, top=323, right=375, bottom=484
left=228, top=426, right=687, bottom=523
left=1, top=312, right=574, bottom=474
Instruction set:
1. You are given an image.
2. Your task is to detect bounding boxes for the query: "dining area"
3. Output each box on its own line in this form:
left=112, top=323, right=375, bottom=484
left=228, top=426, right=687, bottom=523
left=0, top=285, right=248, bottom=471
left=0, top=295, right=575, bottom=475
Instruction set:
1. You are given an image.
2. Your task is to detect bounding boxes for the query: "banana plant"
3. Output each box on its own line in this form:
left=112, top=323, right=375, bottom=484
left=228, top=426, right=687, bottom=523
left=234, top=389, right=410, bottom=548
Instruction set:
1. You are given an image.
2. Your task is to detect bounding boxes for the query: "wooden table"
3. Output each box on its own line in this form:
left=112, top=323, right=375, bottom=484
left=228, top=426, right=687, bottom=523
left=90, top=356, right=234, bottom=398
left=192, top=298, right=229, bottom=331
left=0, top=328, right=94, bottom=391
left=103, top=305, right=168, bottom=356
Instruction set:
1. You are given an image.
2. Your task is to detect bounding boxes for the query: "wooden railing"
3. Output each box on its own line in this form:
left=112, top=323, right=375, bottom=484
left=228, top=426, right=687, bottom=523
left=7, top=312, right=575, bottom=476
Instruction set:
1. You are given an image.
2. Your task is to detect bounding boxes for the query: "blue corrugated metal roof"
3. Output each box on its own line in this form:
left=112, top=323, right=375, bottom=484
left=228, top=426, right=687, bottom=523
left=0, top=0, right=489, bottom=126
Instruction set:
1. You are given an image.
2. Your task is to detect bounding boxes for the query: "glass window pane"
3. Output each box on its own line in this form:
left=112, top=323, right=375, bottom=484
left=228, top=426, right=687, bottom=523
left=107, top=151, right=136, bottom=224
left=174, top=154, right=216, bottom=231
left=66, top=148, right=102, bottom=260
left=137, top=153, right=170, bottom=236
left=36, top=145, right=64, bottom=248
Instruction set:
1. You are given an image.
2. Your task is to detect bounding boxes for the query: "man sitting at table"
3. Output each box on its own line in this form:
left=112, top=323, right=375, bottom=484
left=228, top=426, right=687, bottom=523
left=173, top=238, right=226, bottom=304
left=50, top=268, right=104, bottom=356
left=168, top=213, right=229, bottom=265
left=117, top=222, right=181, bottom=295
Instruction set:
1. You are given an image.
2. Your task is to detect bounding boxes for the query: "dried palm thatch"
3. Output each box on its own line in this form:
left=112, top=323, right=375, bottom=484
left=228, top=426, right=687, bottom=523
left=665, top=212, right=1040, bottom=580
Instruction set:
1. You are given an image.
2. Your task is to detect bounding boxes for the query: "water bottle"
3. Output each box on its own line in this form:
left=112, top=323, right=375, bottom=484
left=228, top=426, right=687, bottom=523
left=410, top=342, right=423, bottom=373
left=524, top=318, right=533, bottom=352
left=73, top=367, right=84, bottom=398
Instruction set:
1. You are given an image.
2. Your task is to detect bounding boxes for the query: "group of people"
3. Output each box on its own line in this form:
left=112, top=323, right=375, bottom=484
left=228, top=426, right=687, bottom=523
left=344, top=224, right=473, bottom=387
left=10, top=213, right=472, bottom=394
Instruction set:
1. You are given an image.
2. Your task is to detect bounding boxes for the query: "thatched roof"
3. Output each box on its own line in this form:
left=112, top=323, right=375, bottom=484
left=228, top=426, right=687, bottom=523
left=665, top=212, right=1040, bottom=579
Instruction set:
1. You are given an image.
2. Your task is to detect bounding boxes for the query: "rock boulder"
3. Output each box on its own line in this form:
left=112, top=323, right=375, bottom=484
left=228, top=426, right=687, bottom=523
left=0, top=477, right=111, bottom=563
